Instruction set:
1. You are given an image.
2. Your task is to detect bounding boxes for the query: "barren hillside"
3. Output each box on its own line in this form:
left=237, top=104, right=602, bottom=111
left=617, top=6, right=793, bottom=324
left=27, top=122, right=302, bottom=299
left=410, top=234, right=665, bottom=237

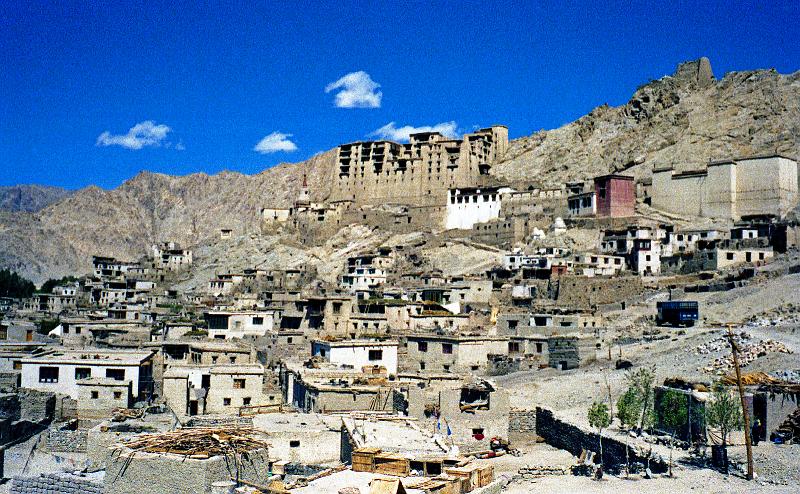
left=492, top=58, right=800, bottom=185
left=3, top=58, right=799, bottom=284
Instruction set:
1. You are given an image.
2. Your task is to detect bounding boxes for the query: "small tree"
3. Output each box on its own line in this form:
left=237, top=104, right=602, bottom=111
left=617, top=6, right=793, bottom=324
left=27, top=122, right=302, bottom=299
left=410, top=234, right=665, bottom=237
left=588, top=401, right=612, bottom=470
left=617, top=387, right=642, bottom=430
left=626, top=365, right=657, bottom=432
left=617, top=386, right=642, bottom=476
left=659, top=390, right=688, bottom=477
left=705, top=382, right=743, bottom=473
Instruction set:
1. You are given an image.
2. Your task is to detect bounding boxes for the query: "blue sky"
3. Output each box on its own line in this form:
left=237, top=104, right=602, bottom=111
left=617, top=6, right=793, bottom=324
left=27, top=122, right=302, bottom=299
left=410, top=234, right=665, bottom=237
left=2, top=1, right=799, bottom=189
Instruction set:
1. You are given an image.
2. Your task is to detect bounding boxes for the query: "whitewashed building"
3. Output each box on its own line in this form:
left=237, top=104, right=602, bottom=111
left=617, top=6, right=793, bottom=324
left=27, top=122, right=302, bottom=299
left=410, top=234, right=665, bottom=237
left=445, top=186, right=514, bottom=230
left=20, top=349, right=155, bottom=400
left=311, top=339, right=399, bottom=375
left=204, top=310, right=276, bottom=339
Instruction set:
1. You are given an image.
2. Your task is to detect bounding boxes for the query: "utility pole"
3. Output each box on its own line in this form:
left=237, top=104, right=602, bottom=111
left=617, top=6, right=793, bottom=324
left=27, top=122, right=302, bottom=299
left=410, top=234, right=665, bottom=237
left=726, top=324, right=754, bottom=480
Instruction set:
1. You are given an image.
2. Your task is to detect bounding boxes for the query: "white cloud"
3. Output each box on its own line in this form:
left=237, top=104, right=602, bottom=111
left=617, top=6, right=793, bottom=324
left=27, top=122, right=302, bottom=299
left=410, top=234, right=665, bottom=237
left=96, top=120, right=171, bottom=150
left=325, top=71, right=382, bottom=108
left=369, top=121, right=459, bottom=141
left=253, top=132, right=297, bottom=154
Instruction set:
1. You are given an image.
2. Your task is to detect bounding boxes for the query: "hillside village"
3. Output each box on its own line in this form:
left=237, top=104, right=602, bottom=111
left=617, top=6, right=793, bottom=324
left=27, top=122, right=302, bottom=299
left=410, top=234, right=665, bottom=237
left=1, top=58, right=800, bottom=494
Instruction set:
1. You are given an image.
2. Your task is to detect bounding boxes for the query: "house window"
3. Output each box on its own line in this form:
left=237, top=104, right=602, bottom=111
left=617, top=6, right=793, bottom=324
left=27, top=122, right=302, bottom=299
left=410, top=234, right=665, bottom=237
left=290, top=440, right=300, bottom=448
left=368, top=350, right=383, bottom=361
left=13, top=361, right=21, bottom=370
left=508, top=342, right=520, bottom=353
left=113, top=391, right=122, bottom=400
left=75, top=368, right=91, bottom=380
left=442, top=343, right=453, bottom=354
left=536, top=342, right=543, bottom=353
left=243, top=397, right=251, bottom=406
left=106, top=369, right=125, bottom=381
left=420, top=361, right=426, bottom=370
left=726, top=252, right=734, bottom=261
left=443, top=364, right=451, bottom=372
left=252, top=317, right=264, bottom=325
left=223, top=398, right=231, bottom=406
left=418, top=341, right=428, bottom=352
left=230, top=356, right=237, bottom=364
left=91, top=391, right=99, bottom=399
left=332, top=302, right=342, bottom=315
left=233, top=378, right=246, bottom=389
left=39, top=367, right=59, bottom=383
left=212, top=356, right=218, bottom=364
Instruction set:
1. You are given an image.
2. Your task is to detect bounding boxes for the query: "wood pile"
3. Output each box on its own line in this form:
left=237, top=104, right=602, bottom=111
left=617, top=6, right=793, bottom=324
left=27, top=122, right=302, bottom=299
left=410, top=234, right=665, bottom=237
left=122, top=426, right=269, bottom=457
left=721, top=371, right=781, bottom=386
left=111, top=407, right=145, bottom=422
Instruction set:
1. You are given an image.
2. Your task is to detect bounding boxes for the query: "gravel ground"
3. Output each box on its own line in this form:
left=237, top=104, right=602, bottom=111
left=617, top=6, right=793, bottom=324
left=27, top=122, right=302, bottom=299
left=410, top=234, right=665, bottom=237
left=493, top=267, right=800, bottom=492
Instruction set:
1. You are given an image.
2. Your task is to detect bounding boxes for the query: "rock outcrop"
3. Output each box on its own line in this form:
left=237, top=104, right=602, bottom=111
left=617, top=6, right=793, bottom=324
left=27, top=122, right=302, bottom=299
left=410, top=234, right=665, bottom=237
left=492, top=57, right=800, bottom=185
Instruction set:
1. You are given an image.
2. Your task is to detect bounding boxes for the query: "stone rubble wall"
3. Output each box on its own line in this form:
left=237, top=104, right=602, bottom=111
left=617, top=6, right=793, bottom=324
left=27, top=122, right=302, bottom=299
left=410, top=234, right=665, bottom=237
left=45, top=427, right=88, bottom=452
left=10, top=473, right=103, bottom=494
left=508, top=409, right=537, bottom=438
left=535, top=407, right=668, bottom=473
left=184, top=415, right=253, bottom=427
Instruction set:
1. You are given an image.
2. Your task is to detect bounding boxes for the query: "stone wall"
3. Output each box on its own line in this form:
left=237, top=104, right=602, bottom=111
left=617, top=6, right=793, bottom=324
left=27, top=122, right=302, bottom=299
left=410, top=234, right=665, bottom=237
left=11, top=473, right=103, bottom=494
left=0, top=389, right=55, bottom=424
left=45, top=426, right=88, bottom=452
left=508, top=409, right=537, bottom=440
left=554, top=276, right=644, bottom=308
left=105, top=447, right=270, bottom=494
left=535, top=407, right=667, bottom=474
left=0, top=371, right=19, bottom=393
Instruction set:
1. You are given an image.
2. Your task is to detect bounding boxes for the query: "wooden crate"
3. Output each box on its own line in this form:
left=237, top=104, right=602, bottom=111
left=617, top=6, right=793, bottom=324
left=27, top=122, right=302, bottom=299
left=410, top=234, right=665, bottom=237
left=433, top=478, right=461, bottom=494
left=476, top=465, right=494, bottom=487
left=374, top=452, right=411, bottom=477
left=352, top=447, right=380, bottom=472
left=445, top=465, right=479, bottom=492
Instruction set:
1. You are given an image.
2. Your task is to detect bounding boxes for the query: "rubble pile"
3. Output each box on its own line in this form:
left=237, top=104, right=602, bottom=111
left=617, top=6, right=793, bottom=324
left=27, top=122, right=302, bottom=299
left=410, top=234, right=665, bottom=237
left=517, top=465, right=569, bottom=478
left=773, top=409, right=800, bottom=443
left=744, top=303, right=800, bottom=327
left=695, top=331, right=793, bottom=374
left=771, top=369, right=800, bottom=383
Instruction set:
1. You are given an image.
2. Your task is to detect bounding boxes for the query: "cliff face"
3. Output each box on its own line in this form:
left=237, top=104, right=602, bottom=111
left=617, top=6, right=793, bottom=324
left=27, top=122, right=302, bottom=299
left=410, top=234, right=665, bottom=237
left=2, top=58, right=799, bottom=284
left=492, top=58, right=800, bottom=185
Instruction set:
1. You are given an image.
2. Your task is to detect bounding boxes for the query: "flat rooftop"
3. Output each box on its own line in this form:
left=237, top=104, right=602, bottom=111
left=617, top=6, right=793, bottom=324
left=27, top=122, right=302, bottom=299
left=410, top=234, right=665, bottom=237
left=313, top=339, right=399, bottom=348
left=21, top=349, right=154, bottom=365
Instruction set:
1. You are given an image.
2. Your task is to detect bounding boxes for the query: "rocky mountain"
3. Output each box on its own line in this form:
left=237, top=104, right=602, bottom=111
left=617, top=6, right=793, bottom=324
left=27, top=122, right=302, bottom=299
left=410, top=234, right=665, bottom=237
left=2, top=58, right=798, bottom=284
left=0, top=151, right=336, bottom=284
left=0, top=185, right=72, bottom=212
left=493, top=58, right=800, bottom=184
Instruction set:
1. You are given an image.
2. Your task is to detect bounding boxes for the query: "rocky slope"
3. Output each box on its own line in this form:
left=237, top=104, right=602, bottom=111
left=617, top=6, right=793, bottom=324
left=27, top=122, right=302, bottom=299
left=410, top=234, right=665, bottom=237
left=0, top=151, right=336, bottom=283
left=2, top=58, right=799, bottom=284
left=0, top=185, right=72, bottom=212
left=492, top=58, right=800, bottom=184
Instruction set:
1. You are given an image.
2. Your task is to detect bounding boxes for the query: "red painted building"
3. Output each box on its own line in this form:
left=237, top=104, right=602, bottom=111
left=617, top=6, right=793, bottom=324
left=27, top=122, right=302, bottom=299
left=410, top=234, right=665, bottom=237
left=594, top=174, right=635, bottom=217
